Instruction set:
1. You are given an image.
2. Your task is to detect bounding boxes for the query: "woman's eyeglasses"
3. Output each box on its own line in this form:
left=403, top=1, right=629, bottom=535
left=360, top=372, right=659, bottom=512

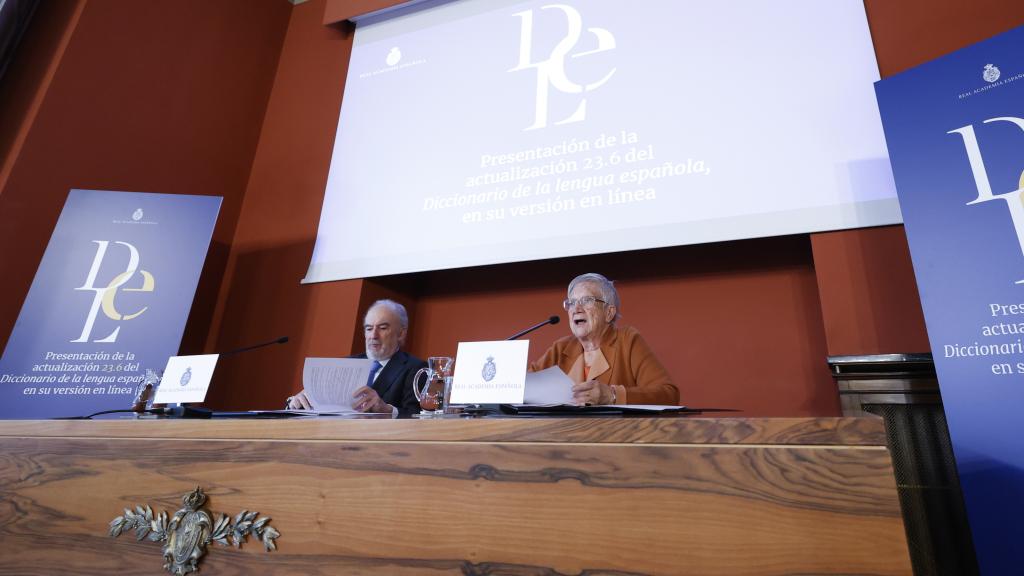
left=563, top=296, right=607, bottom=310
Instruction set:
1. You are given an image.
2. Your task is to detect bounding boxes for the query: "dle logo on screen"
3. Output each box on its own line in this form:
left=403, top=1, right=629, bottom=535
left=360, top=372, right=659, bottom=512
left=72, top=240, right=155, bottom=343
left=509, top=4, right=616, bottom=131
left=948, top=116, right=1024, bottom=284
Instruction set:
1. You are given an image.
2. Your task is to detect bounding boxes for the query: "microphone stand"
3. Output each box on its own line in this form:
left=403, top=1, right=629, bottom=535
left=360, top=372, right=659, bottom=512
left=506, top=316, right=560, bottom=340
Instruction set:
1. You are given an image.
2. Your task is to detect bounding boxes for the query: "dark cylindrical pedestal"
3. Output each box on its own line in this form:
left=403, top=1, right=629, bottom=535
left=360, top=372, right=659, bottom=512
left=828, top=354, right=978, bottom=576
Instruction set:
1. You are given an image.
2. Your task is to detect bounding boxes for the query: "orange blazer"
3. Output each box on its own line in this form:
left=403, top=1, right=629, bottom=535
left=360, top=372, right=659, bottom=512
left=529, top=325, right=679, bottom=405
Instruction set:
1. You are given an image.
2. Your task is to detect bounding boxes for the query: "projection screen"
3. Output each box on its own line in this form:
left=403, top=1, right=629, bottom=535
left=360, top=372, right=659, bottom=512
left=304, top=0, right=898, bottom=283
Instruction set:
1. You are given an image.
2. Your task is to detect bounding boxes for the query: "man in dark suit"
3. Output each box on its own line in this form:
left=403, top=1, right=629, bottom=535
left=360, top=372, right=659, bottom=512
left=286, top=299, right=426, bottom=415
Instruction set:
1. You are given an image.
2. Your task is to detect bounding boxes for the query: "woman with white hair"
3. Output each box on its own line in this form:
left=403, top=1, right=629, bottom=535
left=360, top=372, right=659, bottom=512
left=529, top=273, right=679, bottom=405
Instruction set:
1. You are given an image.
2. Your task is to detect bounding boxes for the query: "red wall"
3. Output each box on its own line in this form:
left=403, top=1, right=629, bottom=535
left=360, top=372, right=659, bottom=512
left=3, top=0, right=1023, bottom=416
left=202, top=4, right=364, bottom=409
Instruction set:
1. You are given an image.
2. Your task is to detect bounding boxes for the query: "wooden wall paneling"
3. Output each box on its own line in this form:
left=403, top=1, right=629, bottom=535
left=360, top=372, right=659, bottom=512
left=0, top=417, right=911, bottom=576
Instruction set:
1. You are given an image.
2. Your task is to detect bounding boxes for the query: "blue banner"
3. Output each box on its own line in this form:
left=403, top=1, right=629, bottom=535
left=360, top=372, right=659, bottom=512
left=875, top=26, right=1024, bottom=575
left=0, top=190, right=221, bottom=419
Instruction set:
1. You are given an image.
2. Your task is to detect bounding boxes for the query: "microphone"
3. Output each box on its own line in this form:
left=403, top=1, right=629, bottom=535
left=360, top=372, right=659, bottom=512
left=506, top=316, right=560, bottom=340
left=220, top=335, right=289, bottom=357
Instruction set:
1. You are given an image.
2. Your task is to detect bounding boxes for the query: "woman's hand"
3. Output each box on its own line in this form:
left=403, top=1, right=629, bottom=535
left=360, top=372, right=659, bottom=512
left=571, top=379, right=613, bottom=405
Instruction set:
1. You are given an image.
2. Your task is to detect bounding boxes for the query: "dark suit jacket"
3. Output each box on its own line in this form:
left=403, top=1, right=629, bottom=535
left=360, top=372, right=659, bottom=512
left=355, top=350, right=426, bottom=415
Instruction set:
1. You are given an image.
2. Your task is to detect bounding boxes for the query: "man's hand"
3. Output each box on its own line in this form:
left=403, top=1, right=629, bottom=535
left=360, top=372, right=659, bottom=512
left=352, top=386, right=391, bottom=413
left=571, top=379, right=612, bottom=405
left=286, top=390, right=313, bottom=410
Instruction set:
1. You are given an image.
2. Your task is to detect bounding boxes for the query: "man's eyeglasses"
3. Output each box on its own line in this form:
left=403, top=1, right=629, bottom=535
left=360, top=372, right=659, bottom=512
left=563, top=296, right=607, bottom=310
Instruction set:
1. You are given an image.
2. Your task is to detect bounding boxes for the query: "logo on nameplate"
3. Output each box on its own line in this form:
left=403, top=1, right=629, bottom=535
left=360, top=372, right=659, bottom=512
left=482, top=356, right=497, bottom=381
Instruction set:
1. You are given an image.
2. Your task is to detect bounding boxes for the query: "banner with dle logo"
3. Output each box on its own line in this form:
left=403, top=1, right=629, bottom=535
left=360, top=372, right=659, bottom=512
left=875, top=25, right=1024, bottom=575
left=0, top=190, right=221, bottom=419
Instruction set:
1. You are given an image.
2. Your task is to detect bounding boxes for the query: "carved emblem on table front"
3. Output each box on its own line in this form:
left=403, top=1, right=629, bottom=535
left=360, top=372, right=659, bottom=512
left=108, top=486, right=279, bottom=575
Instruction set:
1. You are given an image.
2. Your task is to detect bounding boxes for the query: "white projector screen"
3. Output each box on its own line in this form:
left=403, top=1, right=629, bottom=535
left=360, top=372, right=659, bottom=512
left=304, top=0, right=898, bottom=283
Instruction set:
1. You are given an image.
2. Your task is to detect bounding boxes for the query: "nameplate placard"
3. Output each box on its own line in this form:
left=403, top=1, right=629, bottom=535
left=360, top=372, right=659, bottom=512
left=450, top=340, right=529, bottom=404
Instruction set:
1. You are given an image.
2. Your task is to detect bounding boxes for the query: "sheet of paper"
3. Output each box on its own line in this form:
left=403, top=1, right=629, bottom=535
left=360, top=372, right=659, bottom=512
left=523, top=366, right=574, bottom=404
left=154, top=354, right=219, bottom=405
left=302, top=357, right=373, bottom=412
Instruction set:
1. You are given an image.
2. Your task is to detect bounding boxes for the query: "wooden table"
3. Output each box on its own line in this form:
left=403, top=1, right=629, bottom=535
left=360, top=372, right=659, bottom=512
left=0, top=416, right=912, bottom=575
